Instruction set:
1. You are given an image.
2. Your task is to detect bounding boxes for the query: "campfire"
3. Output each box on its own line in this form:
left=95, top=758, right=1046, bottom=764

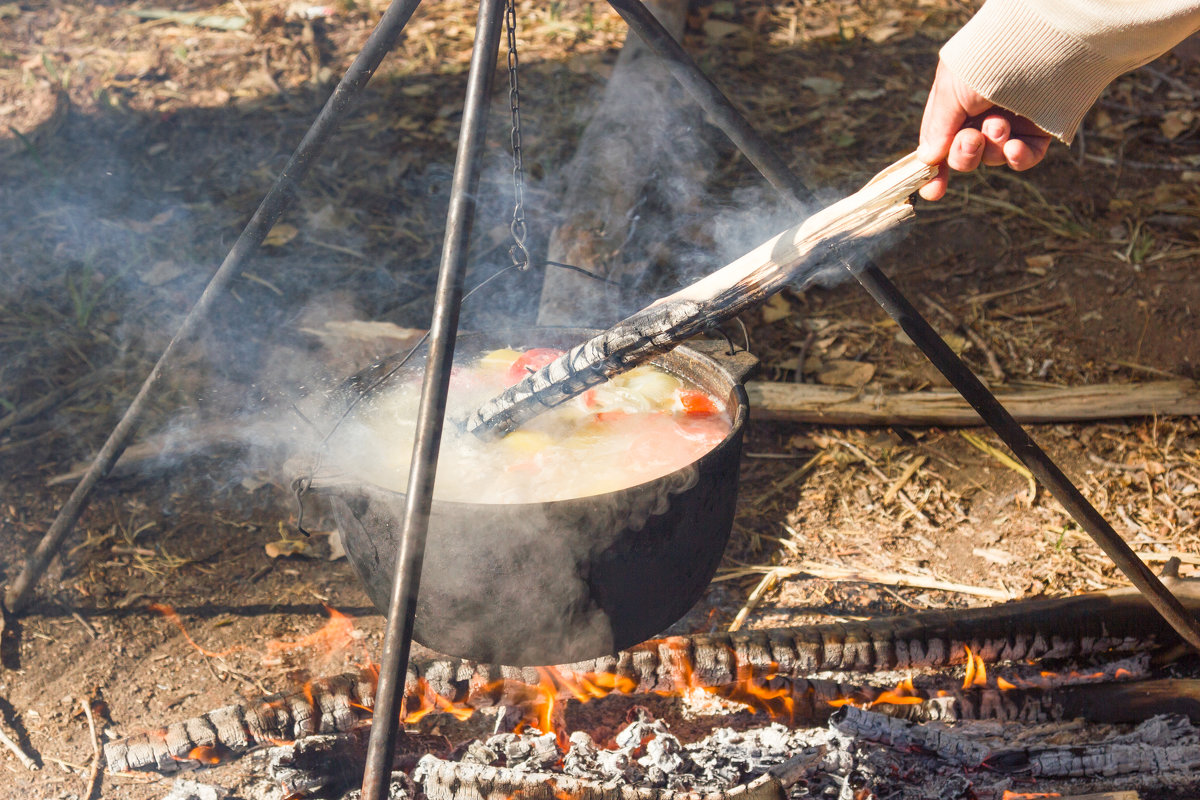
left=99, top=572, right=1200, bottom=799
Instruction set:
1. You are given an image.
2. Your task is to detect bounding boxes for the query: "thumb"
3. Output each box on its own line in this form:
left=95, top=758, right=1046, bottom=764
left=918, top=62, right=991, bottom=165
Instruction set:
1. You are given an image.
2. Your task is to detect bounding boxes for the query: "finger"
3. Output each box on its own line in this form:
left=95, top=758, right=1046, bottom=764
left=918, top=162, right=950, bottom=201
left=917, top=62, right=986, bottom=165
left=917, top=81, right=965, bottom=165
left=979, top=114, right=1011, bottom=167
left=1003, top=135, right=1052, bottom=171
left=946, top=128, right=986, bottom=173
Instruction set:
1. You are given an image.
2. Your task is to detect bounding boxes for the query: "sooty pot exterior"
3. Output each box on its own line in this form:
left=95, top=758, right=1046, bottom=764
left=323, top=330, right=749, bottom=666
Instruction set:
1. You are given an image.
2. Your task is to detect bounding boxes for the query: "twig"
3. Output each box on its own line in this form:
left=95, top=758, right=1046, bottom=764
left=797, top=559, right=1015, bottom=600
left=729, top=568, right=783, bottom=631
left=0, top=716, right=37, bottom=771
left=960, top=430, right=1037, bottom=505
left=80, top=696, right=102, bottom=799
left=961, top=325, right=1005, bottom=383
left=883, top=455, right=927, bottom=506
left=756, top=452, right=824, bottom=504
left=716, top=562, right=1015, bottom=601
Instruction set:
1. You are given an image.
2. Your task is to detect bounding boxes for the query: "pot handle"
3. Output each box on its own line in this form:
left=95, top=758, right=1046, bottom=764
left=684, top=338, right=759, bottom=384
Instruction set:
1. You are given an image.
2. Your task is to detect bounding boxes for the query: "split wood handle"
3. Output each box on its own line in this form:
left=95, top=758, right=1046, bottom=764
left=466, top=153, right=936, bottom=440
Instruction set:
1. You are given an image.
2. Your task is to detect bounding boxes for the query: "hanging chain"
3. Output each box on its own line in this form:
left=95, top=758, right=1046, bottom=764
left=505, top=0, right=530, bottom=270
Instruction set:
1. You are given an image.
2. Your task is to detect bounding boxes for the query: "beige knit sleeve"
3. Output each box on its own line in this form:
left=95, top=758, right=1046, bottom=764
left=940, top=0, right=1200, bottom=143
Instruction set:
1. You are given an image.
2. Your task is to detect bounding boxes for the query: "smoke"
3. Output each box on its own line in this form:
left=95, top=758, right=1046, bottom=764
left=0, top=12, right=874, bottom=668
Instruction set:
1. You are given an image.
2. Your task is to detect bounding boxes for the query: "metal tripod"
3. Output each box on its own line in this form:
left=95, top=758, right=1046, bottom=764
left=353, top=1, right=1200, bottom=796
left=4, top=0, right=1198, bottom=796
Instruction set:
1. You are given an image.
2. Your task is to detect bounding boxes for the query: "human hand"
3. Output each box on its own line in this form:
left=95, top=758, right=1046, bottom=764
left=916, top=61, right=1053, bottom=201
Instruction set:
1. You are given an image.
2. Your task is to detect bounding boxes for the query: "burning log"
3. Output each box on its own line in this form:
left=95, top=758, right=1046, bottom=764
left=830, top=705, right=990, bottom=767
left=106, top=579, right=1200, bottom=774
left=103, top=671, right=376, bottom=773
left=467, top=153, right=936, bottom=439
left=834, top=699, right=1200, bottom=780
left=401, top=579, right=1200, bottom=709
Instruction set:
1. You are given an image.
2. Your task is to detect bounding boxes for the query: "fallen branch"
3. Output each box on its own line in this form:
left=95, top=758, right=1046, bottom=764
left=467, top=153, right=936, bottom=439
left=743, top=379, right=1200, bottom=426
left=81, top=695, right=102, bottom=799
left=718, top=560, right=1015, bottom=601
left=0, top=713, right=37, bottom=771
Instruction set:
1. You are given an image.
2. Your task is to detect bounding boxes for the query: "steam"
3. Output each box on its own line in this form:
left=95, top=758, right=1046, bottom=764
left=3, top=34, right=877, bottom=669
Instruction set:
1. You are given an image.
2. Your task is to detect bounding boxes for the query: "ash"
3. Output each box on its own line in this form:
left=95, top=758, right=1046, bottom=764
left=455, top=708, right=1200, bottom=800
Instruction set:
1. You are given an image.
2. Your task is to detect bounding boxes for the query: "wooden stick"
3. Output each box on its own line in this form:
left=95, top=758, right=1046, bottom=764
left=744, top=379, right=1200, bottom=427
left=81, top=696, right=102, bottom=799
left=0, top=717, right=37, bottom=771
left=467, top=153, right=936, bottom=439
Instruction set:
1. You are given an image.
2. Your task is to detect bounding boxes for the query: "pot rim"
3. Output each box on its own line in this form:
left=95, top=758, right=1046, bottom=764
left=311, top=330, right=750, bottom=508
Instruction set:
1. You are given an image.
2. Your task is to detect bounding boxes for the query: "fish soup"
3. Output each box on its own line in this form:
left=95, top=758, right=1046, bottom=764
left=326, top=346, right=733, bottom=504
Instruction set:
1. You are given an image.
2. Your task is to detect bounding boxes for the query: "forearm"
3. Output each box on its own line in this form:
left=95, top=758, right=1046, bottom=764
left=941, top=0, right=1200, bottom=143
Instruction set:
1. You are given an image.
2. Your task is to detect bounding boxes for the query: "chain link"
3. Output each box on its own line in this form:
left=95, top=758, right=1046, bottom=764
left=505, top=0, right=529, bottom=270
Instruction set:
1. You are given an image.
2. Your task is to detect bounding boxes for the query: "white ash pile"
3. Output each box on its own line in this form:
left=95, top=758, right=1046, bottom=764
left=417, top=705, right=1200, bottom=800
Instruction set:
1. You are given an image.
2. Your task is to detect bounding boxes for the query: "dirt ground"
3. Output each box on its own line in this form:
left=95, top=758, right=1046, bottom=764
left=2, top=0, right=1200, bottom=798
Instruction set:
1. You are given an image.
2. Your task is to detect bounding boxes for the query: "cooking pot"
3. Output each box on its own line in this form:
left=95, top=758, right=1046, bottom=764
left=316, top=328, right=750, bottom=666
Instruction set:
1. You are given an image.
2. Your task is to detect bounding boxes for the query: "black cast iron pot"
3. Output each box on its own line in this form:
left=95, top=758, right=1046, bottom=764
left=317, top=328, right=750, bottom=666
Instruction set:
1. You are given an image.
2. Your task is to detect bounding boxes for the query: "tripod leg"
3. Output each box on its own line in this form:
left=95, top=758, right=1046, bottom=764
left=3, top=0, right=425, bottom=614
left=605, top=0, right=1200, bottom=652
left=359, top=0, right=507, bottom=796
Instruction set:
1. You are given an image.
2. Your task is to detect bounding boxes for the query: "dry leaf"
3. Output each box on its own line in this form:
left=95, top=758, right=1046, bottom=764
left=800, top=77, right=843, bottom=97
left=761, top=293, right=791, bottom=324
left=864, top=24, right=900, bottom=43
left=265, top=537, right=311, bottom=558
left=1161, top=109, right=1195, bottom=140
left=264, top=222, right=299, bottom=247
left=703, top=19, right=742, bottom=39
left=1024, top=254, right=1054, bottom=272
left=816, top=359, right=876, bottom=387
left=139, top=260, right=187, bottom=286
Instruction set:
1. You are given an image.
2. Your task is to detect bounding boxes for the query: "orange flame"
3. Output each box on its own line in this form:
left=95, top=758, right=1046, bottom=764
left=150, top=603, right=243, bottom=659
left=397, top=638, right=814, bottom=743
left=868, top=676, right=922, bottom=707
left=996, top=676, right=1017, bottom=691
left=150, top=603, right=368, bottom=668
left=1001, top=793, right=1060, bottom=800
left=962, top=646, right=987, bottom=689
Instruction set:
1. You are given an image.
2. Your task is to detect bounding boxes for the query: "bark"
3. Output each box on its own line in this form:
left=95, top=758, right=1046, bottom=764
left=470, top=154, right=936, bottom=439
left=744, top=379, right=1200, bottom=426
left=829, top=705, right=990, bottom=767
left=104, top=671, right=376, bottom=773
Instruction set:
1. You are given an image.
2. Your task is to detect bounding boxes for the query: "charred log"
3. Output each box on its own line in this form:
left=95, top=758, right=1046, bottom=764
left=402, top=579, right=1200, bottom=709
left=106, top=581, right=1200, bottom=774
left=104, top=671, right=377, bottom=774
left=829, top=705, right=989, bottom=767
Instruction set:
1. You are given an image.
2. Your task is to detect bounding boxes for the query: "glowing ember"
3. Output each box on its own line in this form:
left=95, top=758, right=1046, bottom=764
left=187, top=745, right=220, bottom=765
